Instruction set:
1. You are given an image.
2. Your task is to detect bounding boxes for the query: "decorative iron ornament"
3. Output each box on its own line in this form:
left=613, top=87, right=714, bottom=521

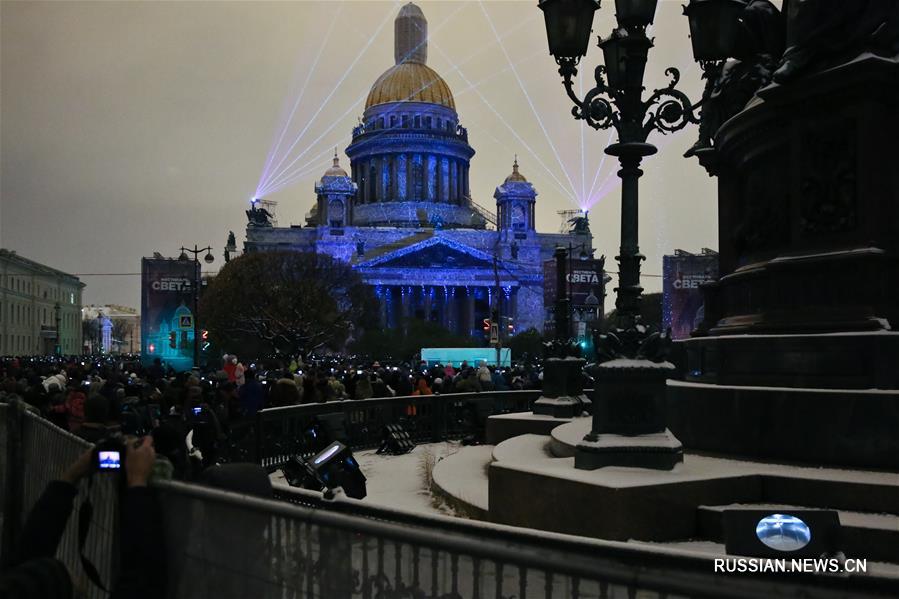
left=557, top=58, right=700, bottom=139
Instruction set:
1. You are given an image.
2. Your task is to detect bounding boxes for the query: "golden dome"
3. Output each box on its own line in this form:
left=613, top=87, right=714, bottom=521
left=365, top=63, right=455, bottom=110
left=505, top=157, right=527, bottom=183
left=323, top=152, right=348, bottom=177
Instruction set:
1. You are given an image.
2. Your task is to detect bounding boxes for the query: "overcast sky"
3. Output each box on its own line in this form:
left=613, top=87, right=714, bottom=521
left=1, top=0, right=717, bottom=308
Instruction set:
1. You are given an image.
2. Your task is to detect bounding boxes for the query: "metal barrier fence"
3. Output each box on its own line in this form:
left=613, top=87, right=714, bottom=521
left=237, top=390, right=546, bottom=468
left=1, top=402, right=118, bottom=599
left=3, top=400, right=898, bottom=599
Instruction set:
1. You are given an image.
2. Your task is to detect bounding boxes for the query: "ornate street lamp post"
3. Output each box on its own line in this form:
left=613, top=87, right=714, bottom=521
left=179, top=245, right=214, bottom=367
left=539, top=0, right=702, bottom=469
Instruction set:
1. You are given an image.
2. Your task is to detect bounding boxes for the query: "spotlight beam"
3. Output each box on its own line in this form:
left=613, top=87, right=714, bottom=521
left=260, top=0, right=403, bottom=193
left=257, top=5, right=344, bottom=196
left=262, top=1, right=471, bottom=194
left=477, top=1, right=579, bottom=201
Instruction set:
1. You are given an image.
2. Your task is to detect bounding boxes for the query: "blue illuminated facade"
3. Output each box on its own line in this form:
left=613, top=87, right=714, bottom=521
left=245, top=2, right=594, bottom=337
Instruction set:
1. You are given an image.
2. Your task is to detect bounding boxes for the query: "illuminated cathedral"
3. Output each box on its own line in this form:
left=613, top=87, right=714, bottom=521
left=244, top=2, right=595, bottom=335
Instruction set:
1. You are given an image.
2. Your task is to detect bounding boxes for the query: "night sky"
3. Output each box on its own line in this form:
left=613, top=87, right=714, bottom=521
left=1, top=1, right=719, bottom=308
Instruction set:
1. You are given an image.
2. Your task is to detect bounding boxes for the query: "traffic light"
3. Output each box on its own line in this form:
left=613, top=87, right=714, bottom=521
left=200, top=330, right=210, bottom=352
left=507, top=317, right=515, bottom=333
left=169, top=331, right=177, bottom=349
left=482, top=318, right=491, bottom=332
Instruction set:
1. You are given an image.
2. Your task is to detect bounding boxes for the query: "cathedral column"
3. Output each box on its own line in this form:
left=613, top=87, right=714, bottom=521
left=450, top=160, right=457, bottom=204
left=378, top=287, right=388, bottom=328
left=434, top=286, right=448, bottom=328
left=371, top=158, right=380, bottom=203
left=427, top=155, right=436, bottom=201
left=435, top=157, right=443, bottom=202
left=466, top=288, right=476, bottom=335
left=462, top=166, right=469, bottom=202
left=405, top=153, right=413, bottom=200
left=390, top=154, right=398, bottom=200
left=381, top=157, right=390, bottom=202
left=401, top=286, right=411, bottom=322
left=397, top=154, right=407, bottom=201
left=424, top=286, right=432, bottom=321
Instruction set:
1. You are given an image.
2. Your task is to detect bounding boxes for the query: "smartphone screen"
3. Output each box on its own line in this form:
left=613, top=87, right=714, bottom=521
left=98, top=451, right=121, bottom=469
left=192, top=407, right=202, bottom=415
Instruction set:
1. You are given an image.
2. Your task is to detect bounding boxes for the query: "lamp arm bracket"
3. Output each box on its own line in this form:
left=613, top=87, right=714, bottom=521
left=641, top=67, right=700, bottom=137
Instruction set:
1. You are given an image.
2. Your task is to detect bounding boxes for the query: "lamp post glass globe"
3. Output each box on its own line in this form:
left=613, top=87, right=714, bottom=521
left=178, top=251, right=189, bottom=262
left=204, top=252, right=215, bottom=264
left=683, top=0, right=746, bottom=61
left=600, top=28, right=652, bottom=90
left=614, top=0, right=658, bottom=27
left=539, top=0, right=601, bottom=60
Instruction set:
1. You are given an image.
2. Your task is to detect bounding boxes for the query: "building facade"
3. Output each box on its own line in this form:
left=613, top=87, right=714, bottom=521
left=0, top=249, right=84, bottom=355
left=82, top=304, right=141, bottom=354
left=244, top=3, right=595, bottom=336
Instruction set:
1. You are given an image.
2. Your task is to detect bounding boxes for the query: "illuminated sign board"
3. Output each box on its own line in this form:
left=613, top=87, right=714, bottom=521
left=141, top=257, right=198, bottom=372
left=662, top=251, right=719, bottom=340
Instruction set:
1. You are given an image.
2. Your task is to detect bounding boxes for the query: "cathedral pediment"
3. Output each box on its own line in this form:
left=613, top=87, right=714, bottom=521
left=356, top=237, right=495, bottom=270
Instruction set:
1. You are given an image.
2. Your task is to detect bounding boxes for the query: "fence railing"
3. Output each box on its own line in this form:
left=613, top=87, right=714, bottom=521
left=3, top=400, right=898, bottom=599
left=234, top=390, right=546, bottom=468
left=1, top=402, right=118, bottom=599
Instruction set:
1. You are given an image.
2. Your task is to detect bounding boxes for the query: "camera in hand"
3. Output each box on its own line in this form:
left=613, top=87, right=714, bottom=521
left=93, top=435, right=127, bottom=472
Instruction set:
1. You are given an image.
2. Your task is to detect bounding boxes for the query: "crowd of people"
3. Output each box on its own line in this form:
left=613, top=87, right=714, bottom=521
left=0, top=353, right=546, bottom=469
left=0, top=351, right=551, bottom=598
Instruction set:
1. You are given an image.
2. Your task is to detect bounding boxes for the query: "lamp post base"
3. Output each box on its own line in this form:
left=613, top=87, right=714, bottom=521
left=575, top=428, right=683, bottom=470
left=575, top=357, right=682, bottom=470
left=533, top=357, right=590, bottom=419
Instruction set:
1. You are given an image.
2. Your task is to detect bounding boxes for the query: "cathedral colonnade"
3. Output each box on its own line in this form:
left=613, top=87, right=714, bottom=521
left=373, top=284, right=518, bottom=336
left=351, top=151, right=470, bottom=206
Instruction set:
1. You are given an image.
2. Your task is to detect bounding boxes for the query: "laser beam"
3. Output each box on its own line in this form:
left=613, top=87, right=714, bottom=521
left=260, top=0, right=403, bottom=193
left=478, top=1, right=579, bottom=202
left=257, top=5, right=343, bottom=197
left=262, top=1, right=472, bottom=194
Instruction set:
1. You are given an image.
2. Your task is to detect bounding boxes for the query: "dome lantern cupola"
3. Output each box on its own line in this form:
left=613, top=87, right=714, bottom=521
left=495, top=156, right=538, bottom=233
left=395, top=2, right=427, bottom=65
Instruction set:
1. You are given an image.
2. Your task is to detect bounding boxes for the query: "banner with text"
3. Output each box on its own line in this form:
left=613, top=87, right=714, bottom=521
left=141, top=257, right=198, bottom=372
left=662, top=252, right=719, bottom=340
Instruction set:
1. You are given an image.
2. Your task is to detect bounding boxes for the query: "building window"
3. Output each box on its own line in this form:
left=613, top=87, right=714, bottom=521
left=402, top=115, right=409, bottom=128
left=414, top=115, right=421, bottom=128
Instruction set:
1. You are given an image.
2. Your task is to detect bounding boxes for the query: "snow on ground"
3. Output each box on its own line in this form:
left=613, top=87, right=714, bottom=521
left=431, top=445, right=493, bottom=513
left=353, top=441, right=462, bottom=516
left=271, top=441, right=465, bottom=518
